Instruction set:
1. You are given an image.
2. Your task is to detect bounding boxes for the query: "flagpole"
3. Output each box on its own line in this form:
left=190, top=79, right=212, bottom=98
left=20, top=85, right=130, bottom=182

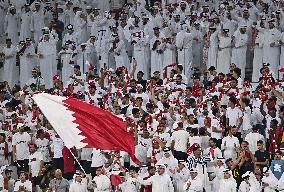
left=67, top=147, right=87, bottom=175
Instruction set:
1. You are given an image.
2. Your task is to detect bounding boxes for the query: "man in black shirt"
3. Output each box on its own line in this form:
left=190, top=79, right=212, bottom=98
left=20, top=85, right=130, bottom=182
left=254, top=140, right=269, bottom=171
left=136, top=71, right=147, bottom=89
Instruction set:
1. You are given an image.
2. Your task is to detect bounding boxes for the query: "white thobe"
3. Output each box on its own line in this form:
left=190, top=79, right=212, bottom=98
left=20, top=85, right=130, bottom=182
left=183, top=176, right=203, bottom=192
left=93, top=0, right=110, bottom=14
left=38, top=39, right=57, bottom=89
left=218, top=178, right=237, bottom=192
left=222, top=18, right=237, bottom=35
left=124, top=177, right=141, bottom=192
left=231, top=32, right=248, bottom=78
left=132, top=35, right=150, bottom=79
left=139, top=173, right=174, bottom=192
left=239, top=181, right=252, bottom=192
left=207, top=31, right=218, bottom=69
left=277, top=173, right=284, bottom=191
left=176, top=30, right=193, bottom=78
left=217, top=34, right=232, bottom=75
left=86, top=42, right=99, bottom=68
left=263, top=28, right=281, bottom=76
left=61, top=8, right=75, bottom=26
left=173, top=168, right=189, bottom=192
left=63, top=32, right=79, bottom=46
left=262, top=173, right=278, bottom=192
left=135, top=137, right=151, bottom=163
left=60, top=48, right=74, bottom=86
left=150, top=36, right=165, bottom=74
left=75, top=49, right=90, bottom=74
left=0, top=1, right=9, bottom=35
left=112, top=40, right=130, bottom=70
left=19, top=11, right=32, bottom=41
left=191, top=29, right=204, bottom=68
left=90, top=15, right=105, bottom=38
left=95, top=25, right=111, bottom=69
left=252, top=31, right=264, bottom=82
left=157, top=156, right=178, bottom=177
left=9, top=0, right=26, bottom=12
left=211, top=166, right=225, bottom=192
left=92, top=175, right=111, bottom=192
left=163, top=42, right=176, bottom=69
left=19, top=44, right=36, bottom=87
left=4, top=13, right=19, bottom=43
left=3, top=45, right=18, bottom=86
left=69, top=182, right=87, bottom=192
left=74, top=15, right=88, bottom=45
left=280, top=32, right=284, bottom=69
left=31, top=10, right=45, bottom=44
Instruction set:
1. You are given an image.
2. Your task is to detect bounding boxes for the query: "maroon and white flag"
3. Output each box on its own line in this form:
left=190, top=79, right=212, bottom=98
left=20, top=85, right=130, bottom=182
left=33, top=93, right=140, bottom=164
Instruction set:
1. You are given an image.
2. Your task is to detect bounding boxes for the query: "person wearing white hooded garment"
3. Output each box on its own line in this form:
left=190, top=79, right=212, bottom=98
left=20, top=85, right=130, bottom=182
left=176, top=23, right=193, bottom=78
left=206, top=26, right=219, bottom=70
left=183, top=168, right=203, bottom=192
left=37, top=32, right=57, bottom=89
left=263, top=20, right=281, bottom=76
left=279, top=31, right=284, bottom=69
left=9, top=0, right=26, bottom=13
left=19, top=4, right=32, bottom=41
left=239, top=171, right=261, bottom=192
left=4, top=6, right=20, bottom=44
left=150, top=26, right=165, bottom=75
left=75, top=43, right=91, bottom=75
left=91, top=167, right=111, bottom=192
left=131, top=30, right=150, bottom=80
left=30, top=2, right=45, bottom=45
left=277, top=170, right=284, bottom=191
left=91, top=12, right=112, bottom=70
left=110, top=34, right=130, bottom=70
left=18, top=38, right=36, bottom=87
left=1, top=38, right=18, bottom=87
left=173, top=160, right=189, bottom=192
left=0, top=0, right=9, bottom=37
left=93, top=0, right=110, bottom=15
left=231, top=25, right=248, bottom=79
left=137, top=163, right=174, bottom=192
left=157, top=147, right=178, bottom=178
left=217, top=29, right=232, bottom=75
left=252, top=24, right=265, bottom=82
left=74, top=11, right=88, bottom=45
left=69, top=172, right=88, bottom=192
left=163, top=36, right=176, bottom=75
left=59, top=42, right=75, bottom=87
left=218, top=168, right=237, bottom=192
left=62, top=24, right=79, bottom=46
left=211, top=157, right=226, bottom=192
left=261, top=167, right=278, bottom=192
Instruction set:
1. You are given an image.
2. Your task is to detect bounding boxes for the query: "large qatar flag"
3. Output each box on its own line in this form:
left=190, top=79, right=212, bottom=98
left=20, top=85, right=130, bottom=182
left=33, top=93, right=140, bottom=164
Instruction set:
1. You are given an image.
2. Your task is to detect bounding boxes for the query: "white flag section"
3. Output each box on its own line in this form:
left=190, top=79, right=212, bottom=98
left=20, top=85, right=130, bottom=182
left=33, top=93, right=87, bottom=148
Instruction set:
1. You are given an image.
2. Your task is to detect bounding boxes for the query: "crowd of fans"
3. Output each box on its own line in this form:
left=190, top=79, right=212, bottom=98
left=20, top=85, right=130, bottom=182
left=0, top=0, right=284, bottom=191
